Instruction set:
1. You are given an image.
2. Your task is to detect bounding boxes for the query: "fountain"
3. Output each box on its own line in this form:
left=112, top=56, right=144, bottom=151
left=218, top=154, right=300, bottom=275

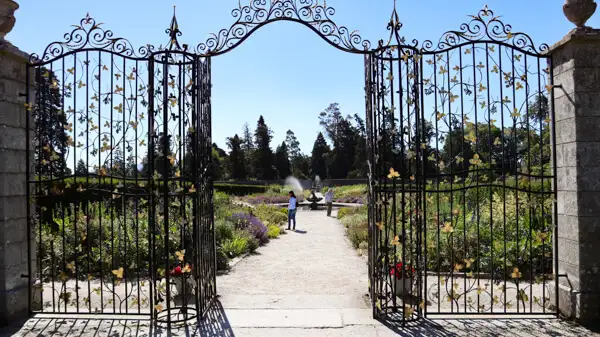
left=284, top=176, right=304, bottom=203
left=313, top=175, right=322, bottom=192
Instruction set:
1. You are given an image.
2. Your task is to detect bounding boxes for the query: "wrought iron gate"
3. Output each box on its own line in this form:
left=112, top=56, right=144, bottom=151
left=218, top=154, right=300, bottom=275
left=26, top=13, right=216, bottom=323
left=366, top=6, right=557, bottom=323
left=25, top=0, right=557, bottom=326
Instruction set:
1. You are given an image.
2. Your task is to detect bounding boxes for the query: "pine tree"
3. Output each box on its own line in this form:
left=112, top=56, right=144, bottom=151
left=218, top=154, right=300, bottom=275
left=241, top=123, right=255, bottom=178
left=253, top=116, right=276, bottom=180
left=350, top=114, right=367, bottom=178
left=33, top=68, right=69, bottom=179
left=310, top=132, right=330, bottom=179
left=329, top=118, right=358, bottom=178
left=227, top=134, right=247, bottom=180
left=275, top=141, right=291, bottom=179
left=141, top=133, right=174, bottom=178
left=75, top=159, right=88, bottom=175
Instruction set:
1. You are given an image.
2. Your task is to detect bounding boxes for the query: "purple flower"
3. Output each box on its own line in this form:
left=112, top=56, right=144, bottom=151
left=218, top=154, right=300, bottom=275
left=231, top=213, right=269, bottom=244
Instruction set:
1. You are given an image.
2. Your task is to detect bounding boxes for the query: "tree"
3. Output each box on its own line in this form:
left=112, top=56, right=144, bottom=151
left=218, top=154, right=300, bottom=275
left=328, top=118, right=358, bottom=178
left=285, top=130, right=303, bottom=176
left=75, top=159, right=88, bottom=175
left=33, top=68, right=69, bottom=179
left=318, top=103, right=344, bottom=143
left=227, top=134, right=247, bottom=180
left=253, top=116, right=276, bottom=180
left=274, top=142, right=291, bottom=179
left=111, top=148, right=126, bottom=177
left=350, top=114, right=367, bottom=178
left=285, top=130, right=301, bottom=160
left=141, top=133, right=174, bottom=178
left=241, top=123, right=255, bottom=178
left=310, top=132, right=330, bottom=179
left=212, top=143, right=227, bottom=181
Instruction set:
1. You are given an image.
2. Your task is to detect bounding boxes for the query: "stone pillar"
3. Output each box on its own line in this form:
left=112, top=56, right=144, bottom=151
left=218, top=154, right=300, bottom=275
left=0, top=0, right=35, bottom=326
left=550, top=24, right=600, bottom=326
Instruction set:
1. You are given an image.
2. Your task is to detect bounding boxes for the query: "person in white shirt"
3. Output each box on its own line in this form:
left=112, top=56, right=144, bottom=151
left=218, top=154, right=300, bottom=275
left=287, top=191, right=298, bottom=231
left=325, top=188, right=334, bottom=216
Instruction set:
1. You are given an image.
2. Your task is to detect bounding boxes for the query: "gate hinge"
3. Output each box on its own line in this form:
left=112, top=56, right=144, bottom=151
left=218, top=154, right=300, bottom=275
left=18, top=92, right=27, bottom=97
left=21, top=274, right=29, bottom=278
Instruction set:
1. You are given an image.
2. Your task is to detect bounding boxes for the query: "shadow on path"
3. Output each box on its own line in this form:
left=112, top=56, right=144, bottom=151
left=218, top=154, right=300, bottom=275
left=377, top=314, right=595, bottom=337
left=2, top=300, right=236, bottom=337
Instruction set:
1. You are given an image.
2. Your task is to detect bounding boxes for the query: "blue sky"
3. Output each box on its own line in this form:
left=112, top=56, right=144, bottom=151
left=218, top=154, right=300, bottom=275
left=10, top=0, right=599, bottom=155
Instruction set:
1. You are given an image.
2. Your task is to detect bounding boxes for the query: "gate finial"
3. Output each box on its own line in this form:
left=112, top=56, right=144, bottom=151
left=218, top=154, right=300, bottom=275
left=166, top=4, right=184, bottom=51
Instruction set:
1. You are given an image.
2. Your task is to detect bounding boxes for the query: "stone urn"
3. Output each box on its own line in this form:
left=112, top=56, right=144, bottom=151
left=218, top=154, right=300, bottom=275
left=0, top=0, right=19, bottom=41
left=563, top=0, right=597, bottom=28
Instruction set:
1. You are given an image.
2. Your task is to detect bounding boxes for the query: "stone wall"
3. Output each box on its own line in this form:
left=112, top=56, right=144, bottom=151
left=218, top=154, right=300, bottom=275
left=0, top=41, right=35, bottom=326
left=550, top=27, right=600, bottom=326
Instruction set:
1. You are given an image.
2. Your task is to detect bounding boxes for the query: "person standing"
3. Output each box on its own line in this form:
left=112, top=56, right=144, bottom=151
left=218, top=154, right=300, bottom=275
left=325, top=188, right=334, bottom=217
left=287, top=191, right=298, bottom=231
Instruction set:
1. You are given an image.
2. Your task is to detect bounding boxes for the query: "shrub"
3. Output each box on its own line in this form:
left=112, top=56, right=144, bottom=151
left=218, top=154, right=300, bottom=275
left=254, top=204, right=288, bottom=226
left=221, top=230, right=250, bottom=258
left=337, top=206, right=366, bottom=220
left=340, top=212, right=369, bottom=248
left=215, top=219, right=235, bottom=243
left=231, top=213, right=269, bottom=244
left=347, top=221, right=369, bottom=249
left=267, top=224, right=281, bottom=239
left=216, top=247, right=229, bottom=270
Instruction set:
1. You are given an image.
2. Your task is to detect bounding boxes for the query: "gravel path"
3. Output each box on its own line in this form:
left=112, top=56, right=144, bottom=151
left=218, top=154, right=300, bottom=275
left=218, top=208, right=369, bottom=305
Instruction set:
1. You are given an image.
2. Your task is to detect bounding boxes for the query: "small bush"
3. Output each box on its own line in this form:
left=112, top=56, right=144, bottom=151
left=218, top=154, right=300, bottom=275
left=215, top=219, right=234, bottom=243
left=267, top=224, right=281, bottom=239
left=254, top=204, right=288, bottom=226
left=231, top=213, right=269, bottom=244
left=221, top=230, right=250, bottom=258
left=347, top=221, right=369, bottom=249
left=216, top=247, right=229, bottom=270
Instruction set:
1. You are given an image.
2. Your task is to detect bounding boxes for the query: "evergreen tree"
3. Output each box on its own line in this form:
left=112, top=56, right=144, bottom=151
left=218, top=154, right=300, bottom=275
left=141, top=133, right=174, bottom=178
left=75, top=159, right=88, bottom=175
left=328, top=118, right=358, bottom=178
left=241, top=123, right=255, bottom=178
left=33, top=68, right=69, bottom=179
left=310, top=132, right=330, bottom=179
left=227, top=134, right=247, bottom=180
left=350, top=114, right=367, bottom=178
left=253, top=116, right=276, bottom=180
left=274, top=141, right=291, bottom=179
left=111, top=148, right=126, bottom=177
left=285, top=130, right=303, bottom=176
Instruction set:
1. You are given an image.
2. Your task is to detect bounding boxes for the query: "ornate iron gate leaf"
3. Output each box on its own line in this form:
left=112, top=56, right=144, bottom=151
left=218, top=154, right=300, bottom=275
left=25, top=12, right=217, bottom=322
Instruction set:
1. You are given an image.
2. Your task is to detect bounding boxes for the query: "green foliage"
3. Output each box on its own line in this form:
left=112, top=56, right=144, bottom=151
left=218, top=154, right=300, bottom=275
left=339, top=212, right=369, bottom=249
left=267, top=224, right=281, bottom=239
left=310, top=132, right=330, bottom=179
left=254, top=204, right=288, bottom=226
left=222, top=230, right=251, bottom=258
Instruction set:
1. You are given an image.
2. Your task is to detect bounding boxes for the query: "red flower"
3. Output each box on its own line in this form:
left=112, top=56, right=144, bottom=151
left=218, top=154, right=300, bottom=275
left=170, top=264, right=193, bottom=276
left=389, top=262, right=415, bottom=279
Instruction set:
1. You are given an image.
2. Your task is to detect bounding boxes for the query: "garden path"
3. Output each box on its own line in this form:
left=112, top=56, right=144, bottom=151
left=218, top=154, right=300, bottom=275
left=2, top=209, right=598, bottom=336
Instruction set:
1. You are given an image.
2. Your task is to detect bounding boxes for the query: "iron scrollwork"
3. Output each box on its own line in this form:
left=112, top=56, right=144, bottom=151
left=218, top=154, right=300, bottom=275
left=195, top=0, right=372, bottom=55
left=421, top=5, right=550, bottom=54
left=29, top=14, right=157, bottom=64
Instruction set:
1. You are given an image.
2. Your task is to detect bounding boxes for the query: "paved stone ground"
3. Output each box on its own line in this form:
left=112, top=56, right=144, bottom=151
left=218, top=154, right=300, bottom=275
left=2, top=209, right=599, bottom=336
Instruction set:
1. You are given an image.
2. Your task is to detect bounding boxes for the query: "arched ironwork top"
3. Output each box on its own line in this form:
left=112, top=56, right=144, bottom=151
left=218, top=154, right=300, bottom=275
left=29, top=14, right=158, bottom=64
left=194, top=0, right=372, bottom=56
left=420, top=5, right=550, bottom=55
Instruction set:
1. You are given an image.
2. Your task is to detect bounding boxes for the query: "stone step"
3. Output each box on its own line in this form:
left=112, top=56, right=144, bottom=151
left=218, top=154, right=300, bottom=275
left=219, top=294, right=370, bottom=310
left=223, top=308, right=374, bottom=328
